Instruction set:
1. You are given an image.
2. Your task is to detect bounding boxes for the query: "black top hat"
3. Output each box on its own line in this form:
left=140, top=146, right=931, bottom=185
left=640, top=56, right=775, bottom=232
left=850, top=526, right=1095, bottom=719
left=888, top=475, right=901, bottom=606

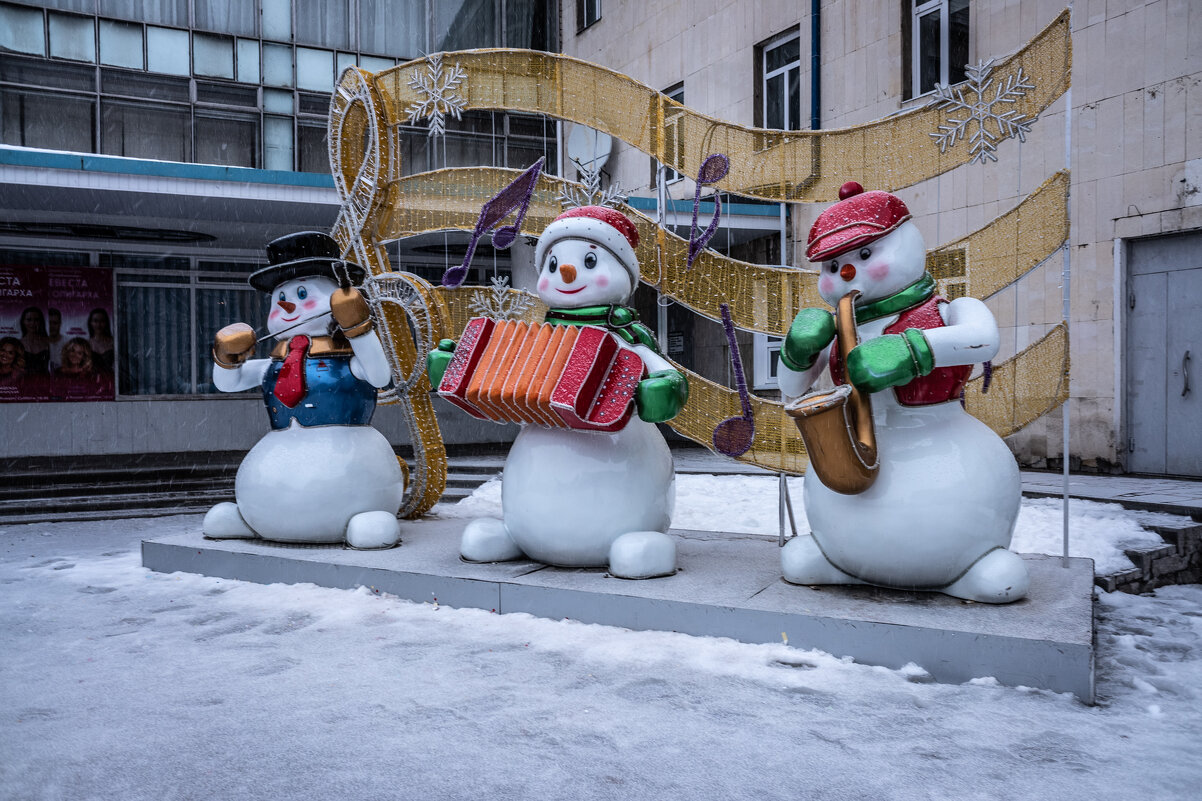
left=248, top=231, right=367, bottom=292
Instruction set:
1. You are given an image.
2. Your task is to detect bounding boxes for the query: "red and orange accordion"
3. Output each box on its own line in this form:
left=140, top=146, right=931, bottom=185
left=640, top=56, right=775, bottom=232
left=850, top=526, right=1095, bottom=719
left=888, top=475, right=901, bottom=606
left=437, top=317, right=645, bottom=432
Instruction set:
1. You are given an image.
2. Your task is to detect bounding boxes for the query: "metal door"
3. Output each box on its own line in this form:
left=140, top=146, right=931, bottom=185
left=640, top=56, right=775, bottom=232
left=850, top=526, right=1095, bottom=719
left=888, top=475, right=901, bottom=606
left=1125, top=232, right=1202, bottom=476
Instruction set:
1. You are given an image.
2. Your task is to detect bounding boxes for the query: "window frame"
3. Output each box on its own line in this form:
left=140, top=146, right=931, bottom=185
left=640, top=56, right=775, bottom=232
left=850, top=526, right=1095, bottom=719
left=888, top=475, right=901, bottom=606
left=908, top=0, right=970, bottom=99
left=576, top=0, right=601, bottom=33
left=758, top=28, right=802, bottom=132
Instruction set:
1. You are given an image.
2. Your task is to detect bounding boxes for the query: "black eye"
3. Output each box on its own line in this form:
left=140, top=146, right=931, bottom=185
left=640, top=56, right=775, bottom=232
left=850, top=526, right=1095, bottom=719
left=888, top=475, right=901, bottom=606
left=297, top=286, right=308, bottom=300
left=584, top=252, right=598, bottom=269
left=548, top=256, right=558, bottom=273
left=828, top=261, right=839, bottom=273
left=859, top=247, right=871, bottom=260
left=278, top=291, right=286, bottom=302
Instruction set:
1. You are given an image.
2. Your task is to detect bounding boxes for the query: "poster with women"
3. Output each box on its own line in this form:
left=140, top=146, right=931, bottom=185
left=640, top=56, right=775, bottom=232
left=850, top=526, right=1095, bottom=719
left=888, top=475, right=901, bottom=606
left=0, top=265, right=115, bottom=402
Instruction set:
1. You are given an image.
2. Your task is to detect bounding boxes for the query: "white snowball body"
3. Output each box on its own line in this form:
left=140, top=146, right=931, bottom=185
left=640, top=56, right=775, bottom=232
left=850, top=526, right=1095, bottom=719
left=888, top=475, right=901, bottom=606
left=501, top=417, right=675, bottom=566
left=234, top=422, right=405, bottom=543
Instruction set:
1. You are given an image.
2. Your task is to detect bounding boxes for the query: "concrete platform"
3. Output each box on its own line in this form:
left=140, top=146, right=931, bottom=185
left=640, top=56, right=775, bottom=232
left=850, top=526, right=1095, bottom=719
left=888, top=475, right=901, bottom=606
left=142, top=519, right=1096, bottom=702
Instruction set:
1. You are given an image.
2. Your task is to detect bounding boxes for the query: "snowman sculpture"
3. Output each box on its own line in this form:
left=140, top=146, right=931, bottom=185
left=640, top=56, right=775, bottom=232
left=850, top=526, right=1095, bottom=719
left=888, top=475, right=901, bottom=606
left=203, top=231, right=405, bottom=549
left=777, top=183, right=1028, bottom=603
left=428, top=206, right=688, bottom=579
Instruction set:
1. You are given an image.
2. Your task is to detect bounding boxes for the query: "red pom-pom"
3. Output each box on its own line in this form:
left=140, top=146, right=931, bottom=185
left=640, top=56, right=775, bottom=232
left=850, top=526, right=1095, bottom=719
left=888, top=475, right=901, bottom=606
left=838, top=181, right=864, bottom=200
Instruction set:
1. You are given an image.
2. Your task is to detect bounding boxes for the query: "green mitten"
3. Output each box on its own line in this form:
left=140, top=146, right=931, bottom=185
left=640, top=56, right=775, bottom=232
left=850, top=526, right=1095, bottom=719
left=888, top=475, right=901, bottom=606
left=845, top=329, right=935, bottom=393
left=780, top=308, right=836, bottom=372
left=636, top=370, right=689, bottom=423
left=426, top=339, right=456, bottom=388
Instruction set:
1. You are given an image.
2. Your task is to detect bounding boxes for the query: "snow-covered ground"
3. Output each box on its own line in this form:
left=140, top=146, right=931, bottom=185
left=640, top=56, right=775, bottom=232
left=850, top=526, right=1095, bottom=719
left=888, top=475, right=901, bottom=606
left=1, top=476, right=1199, bottom=800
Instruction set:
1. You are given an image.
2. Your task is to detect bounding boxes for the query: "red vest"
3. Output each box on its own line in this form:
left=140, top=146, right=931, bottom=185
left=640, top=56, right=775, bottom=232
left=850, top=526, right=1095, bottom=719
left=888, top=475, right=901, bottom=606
left=830, top=296, right=971, bottom=406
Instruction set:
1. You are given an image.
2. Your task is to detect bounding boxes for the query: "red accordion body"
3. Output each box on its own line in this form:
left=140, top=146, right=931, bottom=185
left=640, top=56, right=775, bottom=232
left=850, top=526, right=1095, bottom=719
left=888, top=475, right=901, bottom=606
left=437, top=317, right=645, bottom=432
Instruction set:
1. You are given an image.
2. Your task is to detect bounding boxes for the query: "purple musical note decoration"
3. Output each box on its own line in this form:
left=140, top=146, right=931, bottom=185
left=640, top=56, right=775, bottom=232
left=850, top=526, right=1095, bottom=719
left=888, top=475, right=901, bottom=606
left=442, top=157, right=544, bottom=288
left=712, top=302, right=756, bottom=457
left=686, top=153, right=731, bottom=269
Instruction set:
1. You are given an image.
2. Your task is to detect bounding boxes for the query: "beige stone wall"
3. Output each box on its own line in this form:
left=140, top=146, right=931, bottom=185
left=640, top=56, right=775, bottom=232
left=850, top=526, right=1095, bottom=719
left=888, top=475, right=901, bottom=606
left=562, top=0, right=1202, bottom=470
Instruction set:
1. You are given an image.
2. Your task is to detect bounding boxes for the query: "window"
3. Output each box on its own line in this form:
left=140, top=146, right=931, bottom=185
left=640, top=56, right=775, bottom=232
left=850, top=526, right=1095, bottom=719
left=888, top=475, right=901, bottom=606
left=760, top=30, right=801, bottom=131
left=576, top=0, right=600, bottom=33
left=0, top=89, right=95, bottom=152
left=908, top=0, right=969, bottom=98
left=753, top=333, right=783, bottom=390
left=654, top=83, right=684, bottom=186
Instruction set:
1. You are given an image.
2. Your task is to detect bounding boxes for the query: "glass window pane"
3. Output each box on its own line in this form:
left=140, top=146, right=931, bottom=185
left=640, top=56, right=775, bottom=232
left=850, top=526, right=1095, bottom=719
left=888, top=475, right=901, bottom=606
left=99, top=0, right=186, bottom=28
left=195, top=111, right=259, bottom=167
left=263, top=115, right=294, bottom=171
left=98, top=19, right=142, bottom=69
left=297, top=122, right=329, bottom=174
left=101, top=100, right=191, bottom=161
left=0, top=55, right=94, bottom=91
left=194, top=0, right=257, bottom=37
left=765, top=73, right=783, bottom=129
left=193, top=33, right=234, bottom=79
left=1, top=5, right=46, bottom=57
left=0, top=89, right=94, bottom=152
left=261, top=0, right=291, bottom=42
left=788, top=65, right=800, bottom=131
left=359, top=55, right=394, bottom=74
left=435, top=0, right=496, bottom=51
left=296, top=0, right=350, bottom=50
left=296, top=47, right=333, bottom=92
left=336, top=52, right=356, bottom=79
left=359, top=0, right=424, bottom=58
left=766, top=37, right=799, bottom=73
left=262, top=43, right=293, bottom=87
left=147, top=26, right=189, bottom=75
left=949, top=0, right=970, bottom=85
left=117, top=284, right=191, bottom=395
left=236, top=38, right=260, bottom=83
left=49, top=13, right=97, bottom=63
left=506, top=0, right=554, bottom=50
left=195, top=286, right=267, bottom=393
left=917, top=10, right=942, bottom=94
left=263, top=88, right=293, bottom=114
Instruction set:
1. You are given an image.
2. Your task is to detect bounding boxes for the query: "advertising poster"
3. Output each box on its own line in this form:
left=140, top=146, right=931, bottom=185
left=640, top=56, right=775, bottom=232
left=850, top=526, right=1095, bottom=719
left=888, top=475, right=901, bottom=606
left=0, top=265, right=115, bottom=402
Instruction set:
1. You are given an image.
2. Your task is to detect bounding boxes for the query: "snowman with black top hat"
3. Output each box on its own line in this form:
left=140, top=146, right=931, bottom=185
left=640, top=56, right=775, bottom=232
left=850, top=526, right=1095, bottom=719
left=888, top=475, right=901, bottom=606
left=777, top=183, right=1028, bottom=603
left=203, top=231, right=405, bottom=549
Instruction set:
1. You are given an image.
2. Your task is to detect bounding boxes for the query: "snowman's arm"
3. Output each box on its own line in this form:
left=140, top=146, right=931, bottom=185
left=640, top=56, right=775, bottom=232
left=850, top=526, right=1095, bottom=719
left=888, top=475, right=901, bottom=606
left=931, top=297, right=1000, bottom=367
left=631, top=342, right=673, bottom=374
left=777, top=342, right=833, bottom=402
left=348, top=330, right=393, bottom=389
left=630, top=343, right=689, bottom=423
left=213, top=358, right=270, bottom=393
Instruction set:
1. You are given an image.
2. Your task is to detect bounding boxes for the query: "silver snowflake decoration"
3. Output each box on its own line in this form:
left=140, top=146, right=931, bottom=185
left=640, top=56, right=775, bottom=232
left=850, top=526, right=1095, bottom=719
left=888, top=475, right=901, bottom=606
left=406, top=53, right=467, bottom=138
left=928, top=59, right=1036, bottom=164
left=468, top=275, right=536, bottom=321
left=558, top=157, right=627, bottom=209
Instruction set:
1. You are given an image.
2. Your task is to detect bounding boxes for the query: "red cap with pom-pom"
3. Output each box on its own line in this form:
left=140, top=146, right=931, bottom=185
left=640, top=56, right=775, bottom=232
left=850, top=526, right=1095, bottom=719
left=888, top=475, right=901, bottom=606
left=805, top=182, right=912, bottom=263
left=534, top=205, right=641, bottom=283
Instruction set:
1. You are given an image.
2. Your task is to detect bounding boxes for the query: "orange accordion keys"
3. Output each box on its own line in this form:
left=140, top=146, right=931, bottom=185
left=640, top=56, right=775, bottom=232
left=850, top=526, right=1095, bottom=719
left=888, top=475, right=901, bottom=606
left=437, top=317, right=645, bottom=433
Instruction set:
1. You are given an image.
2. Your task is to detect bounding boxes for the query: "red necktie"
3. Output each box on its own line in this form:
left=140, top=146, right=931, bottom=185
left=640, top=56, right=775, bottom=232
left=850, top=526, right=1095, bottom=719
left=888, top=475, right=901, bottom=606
left=273, top=335, right=309, bottom=408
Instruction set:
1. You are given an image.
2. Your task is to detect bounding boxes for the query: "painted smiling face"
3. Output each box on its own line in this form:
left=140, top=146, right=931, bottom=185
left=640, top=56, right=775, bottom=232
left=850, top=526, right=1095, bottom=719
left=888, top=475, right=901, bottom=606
left=266, top=275, right=338, bottom=339
left=536, top=237, right=633, bottom=309
left=816, top=220, right=926, bottom=309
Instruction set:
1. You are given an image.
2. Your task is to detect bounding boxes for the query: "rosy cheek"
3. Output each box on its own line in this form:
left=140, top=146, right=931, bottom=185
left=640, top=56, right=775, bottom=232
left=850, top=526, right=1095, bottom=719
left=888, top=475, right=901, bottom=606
left=867, top=263, right=890, bottom=282
left=538, top=276, right=550, bottom=292
left=302, top=299, right=318, bottom=310
left=595, top=275, right=609, bottom=289
left=269, top=308, right=280, bottom=319
left=819, top=276, right=835, bottom=296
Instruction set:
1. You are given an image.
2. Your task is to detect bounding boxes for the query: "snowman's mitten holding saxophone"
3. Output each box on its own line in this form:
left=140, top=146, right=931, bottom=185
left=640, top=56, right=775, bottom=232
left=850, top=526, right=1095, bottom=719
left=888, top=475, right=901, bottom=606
left=213, top=323, right=256, bottom=368
left=426, top=339, right=456, bottom=388
left=780, top=308, right=836, bottom=372
left=636, top=370, right=689, bottom=424
left=846, top=329, right=936, bottom=394
left=331, top=286, right=374, bottom=339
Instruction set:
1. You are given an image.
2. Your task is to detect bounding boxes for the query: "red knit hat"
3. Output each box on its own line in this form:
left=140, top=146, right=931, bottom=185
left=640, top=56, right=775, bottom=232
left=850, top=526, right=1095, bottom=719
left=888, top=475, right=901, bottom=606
left=806, top=182, right=912, bottom=263
left=534, top=206, right=641, bottom=283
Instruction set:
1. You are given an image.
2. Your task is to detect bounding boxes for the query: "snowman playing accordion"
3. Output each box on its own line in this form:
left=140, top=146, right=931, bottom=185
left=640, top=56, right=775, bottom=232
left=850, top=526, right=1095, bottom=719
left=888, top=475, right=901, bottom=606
left=203, top=232, right=405, bottom=549
left=429, top=206, right=688, bottom=579
left=778, top=183, right=1028, bottom=603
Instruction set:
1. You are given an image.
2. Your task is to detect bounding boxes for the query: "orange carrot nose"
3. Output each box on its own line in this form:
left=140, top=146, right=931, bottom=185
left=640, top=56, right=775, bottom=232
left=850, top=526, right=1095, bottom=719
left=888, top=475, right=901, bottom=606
left=278, top=299, right=297, bottom=313
left=840, top=264, right=857, bottom=282
left=560, top=263, right=578, bottom=283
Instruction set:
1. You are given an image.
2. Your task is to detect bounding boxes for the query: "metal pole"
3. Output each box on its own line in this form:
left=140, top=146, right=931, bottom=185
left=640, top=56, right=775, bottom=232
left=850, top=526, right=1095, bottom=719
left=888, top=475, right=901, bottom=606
left=657, top=165, right=669, bottom=353
left=1061, top=3, right=1074, bottom=566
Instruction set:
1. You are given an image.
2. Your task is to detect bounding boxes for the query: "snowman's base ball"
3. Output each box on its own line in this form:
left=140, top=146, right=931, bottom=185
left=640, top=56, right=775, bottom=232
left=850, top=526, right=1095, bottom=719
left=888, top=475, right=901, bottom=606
left=235, top=423, right=405, bottom=543
left=502, top=418, right=675, bottom=567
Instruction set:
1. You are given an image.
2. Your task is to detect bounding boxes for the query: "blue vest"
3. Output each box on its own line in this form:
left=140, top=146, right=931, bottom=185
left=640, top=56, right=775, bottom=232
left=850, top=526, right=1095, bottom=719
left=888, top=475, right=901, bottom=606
left=262, top=351, right=377, bottom=430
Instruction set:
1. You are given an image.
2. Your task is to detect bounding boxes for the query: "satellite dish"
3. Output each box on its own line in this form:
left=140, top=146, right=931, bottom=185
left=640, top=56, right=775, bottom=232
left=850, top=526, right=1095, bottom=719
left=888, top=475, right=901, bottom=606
left=566, top=125, right=612, bottom=174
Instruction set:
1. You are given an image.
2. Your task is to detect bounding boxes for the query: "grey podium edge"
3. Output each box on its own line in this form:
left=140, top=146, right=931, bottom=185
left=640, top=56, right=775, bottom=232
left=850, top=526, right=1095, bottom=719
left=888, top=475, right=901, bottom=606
left=142, top=535, right=1096, bottom=703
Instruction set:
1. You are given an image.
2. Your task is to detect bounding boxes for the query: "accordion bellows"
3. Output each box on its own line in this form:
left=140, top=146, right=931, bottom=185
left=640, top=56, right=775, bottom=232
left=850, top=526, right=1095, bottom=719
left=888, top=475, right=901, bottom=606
left=438, top=318, right=646, bottom=432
